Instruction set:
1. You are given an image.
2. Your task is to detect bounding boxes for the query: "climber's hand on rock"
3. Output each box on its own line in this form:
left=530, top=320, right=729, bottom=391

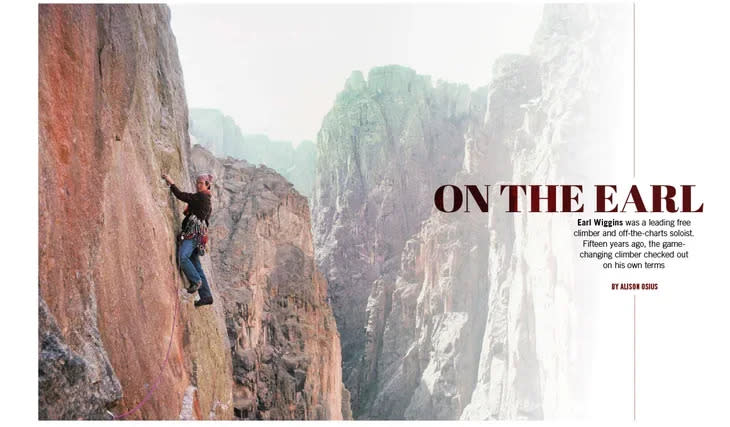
left=161, top=174, right=174, bottom=186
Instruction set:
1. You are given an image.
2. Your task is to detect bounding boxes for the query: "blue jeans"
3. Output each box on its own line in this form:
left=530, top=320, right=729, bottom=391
left=178, top=238, right=212, bottom=300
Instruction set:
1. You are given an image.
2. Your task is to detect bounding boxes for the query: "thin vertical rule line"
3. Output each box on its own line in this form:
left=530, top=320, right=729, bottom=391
left=633, top=3, right=637, bottom=421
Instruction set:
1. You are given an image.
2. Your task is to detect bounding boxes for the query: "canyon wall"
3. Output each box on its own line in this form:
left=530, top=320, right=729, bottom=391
left=312, top=65, right=475, bottom=415
left=190, top=145, right=350, bottom=420
left=38, top=4, right=233, bottom=419
left=312, top=4, right=630, bottom=419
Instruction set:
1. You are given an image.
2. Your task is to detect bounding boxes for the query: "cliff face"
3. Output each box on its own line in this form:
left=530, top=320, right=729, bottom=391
left=393, top=54, right=543, bottom=420
left=189, top=108, right=316, bottom=198
left=460, top=6, right=630, bottom=419
left=190, top=146, right=350, bottom=420
left=38, top=4, right=233, bottom=419
left=312, top=65, right=476, bottom=416
left=312, top=5, right=629, bottom=420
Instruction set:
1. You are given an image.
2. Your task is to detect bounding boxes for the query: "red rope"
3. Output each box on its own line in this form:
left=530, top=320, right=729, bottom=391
left=111, top=292, right=180, bottom=420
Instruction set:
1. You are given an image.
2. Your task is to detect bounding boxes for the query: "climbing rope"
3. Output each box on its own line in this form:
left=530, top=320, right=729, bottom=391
left=108, top=290, right=181, bottom=420
left=104, top=192, right=186, bottom=420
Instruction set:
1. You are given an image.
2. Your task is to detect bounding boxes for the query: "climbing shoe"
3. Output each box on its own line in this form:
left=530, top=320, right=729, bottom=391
left=194, top=297, right=213, bottom=308
left=187, top=281, right=201, bottom=294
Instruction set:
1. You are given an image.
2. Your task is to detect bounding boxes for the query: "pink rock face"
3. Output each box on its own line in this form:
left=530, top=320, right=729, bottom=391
left=39, top=4, right=232, bottom=420
left=191, top=146, right=350, bottom=420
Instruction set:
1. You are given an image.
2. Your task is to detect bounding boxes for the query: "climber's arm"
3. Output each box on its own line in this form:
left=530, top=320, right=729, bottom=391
left=169, top=184, right=195, bottom=203
left=162, top=173, right=195, bottom=203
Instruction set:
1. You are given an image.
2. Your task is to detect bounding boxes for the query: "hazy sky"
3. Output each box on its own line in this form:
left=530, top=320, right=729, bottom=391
left=170, top=4, right=543, bottom=144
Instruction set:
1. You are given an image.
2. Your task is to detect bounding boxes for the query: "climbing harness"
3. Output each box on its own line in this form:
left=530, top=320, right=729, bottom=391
left=180, top=214, right=209, bottom=256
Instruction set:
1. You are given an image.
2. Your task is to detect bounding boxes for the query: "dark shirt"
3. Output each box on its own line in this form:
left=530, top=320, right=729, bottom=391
left=170, top=184, right=212, bottom=226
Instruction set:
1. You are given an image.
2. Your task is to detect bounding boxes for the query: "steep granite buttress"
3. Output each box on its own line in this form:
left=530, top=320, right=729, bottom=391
left=39, top=4, right=232, bottom=419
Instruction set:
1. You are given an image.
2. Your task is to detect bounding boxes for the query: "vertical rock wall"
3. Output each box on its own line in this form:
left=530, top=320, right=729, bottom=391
left=190, top=146, right=350, bottom=420
left=312, top=66, right=474, bottom=415
left=461, top=5, right=631, bottom=419
left=38, top=4, right=232, bottom=419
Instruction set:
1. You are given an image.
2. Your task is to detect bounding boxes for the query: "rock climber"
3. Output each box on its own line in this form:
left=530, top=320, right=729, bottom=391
left=161, top=172, right=214, bottom=307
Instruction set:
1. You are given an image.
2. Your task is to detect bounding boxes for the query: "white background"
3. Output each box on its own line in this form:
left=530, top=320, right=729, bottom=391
left=633, top=0, right=729, bottom=423
left=3, top=0, right=729, bottom=425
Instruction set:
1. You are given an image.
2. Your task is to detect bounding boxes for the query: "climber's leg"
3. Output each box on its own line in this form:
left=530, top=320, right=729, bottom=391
left=178, top=238, right=201, bottom=287
left=190, top=249, right=213, bottom=301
